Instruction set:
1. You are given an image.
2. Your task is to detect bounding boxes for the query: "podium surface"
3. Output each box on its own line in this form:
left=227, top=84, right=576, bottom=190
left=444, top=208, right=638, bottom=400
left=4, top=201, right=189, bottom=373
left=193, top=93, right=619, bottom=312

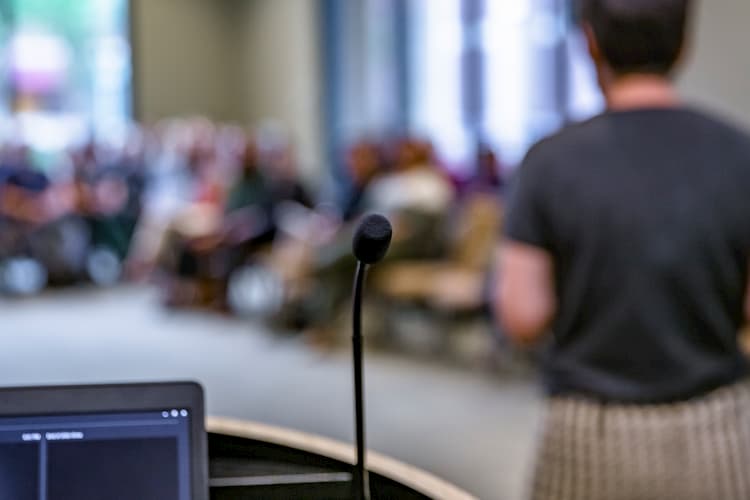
left=208, top=417, right=477, bottom=499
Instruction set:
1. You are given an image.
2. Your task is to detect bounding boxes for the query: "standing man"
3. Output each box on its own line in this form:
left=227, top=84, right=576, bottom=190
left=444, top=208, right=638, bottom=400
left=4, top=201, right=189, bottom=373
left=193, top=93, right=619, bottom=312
left=497, top=1, right=750, bottom=499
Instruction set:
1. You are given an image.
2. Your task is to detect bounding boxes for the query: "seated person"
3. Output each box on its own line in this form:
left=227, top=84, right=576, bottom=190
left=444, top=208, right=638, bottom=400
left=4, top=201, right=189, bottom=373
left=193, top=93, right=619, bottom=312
left=457, top=143, right=505, bottom=198
left=158, top=139, right=274, bottom=309
left=263, top=142, right=314, bottom=211
left=74, top=138, right=146, bottom=263
left=0, top=144, right=44, bottom=260
left=338, top=140, right=385, bottom=222
left=0, top=144, right=92, bottom=285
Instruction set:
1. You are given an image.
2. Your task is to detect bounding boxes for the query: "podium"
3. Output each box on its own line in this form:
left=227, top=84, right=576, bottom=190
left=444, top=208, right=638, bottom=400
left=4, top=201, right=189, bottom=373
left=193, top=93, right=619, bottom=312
left=208, top=417, right=476, bottom=500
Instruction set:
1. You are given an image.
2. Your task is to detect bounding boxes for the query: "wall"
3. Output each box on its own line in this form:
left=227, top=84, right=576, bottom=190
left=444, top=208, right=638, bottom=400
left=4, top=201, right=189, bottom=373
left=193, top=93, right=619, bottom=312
left=131, top=0, right=750, bottom=176
left=130, top=0, right=243, bottom=122
left=679, top=0, right=750, bottom=127
left=130, top=0, right=323, bottom=176
left=238, top=0, right=323, bottom=181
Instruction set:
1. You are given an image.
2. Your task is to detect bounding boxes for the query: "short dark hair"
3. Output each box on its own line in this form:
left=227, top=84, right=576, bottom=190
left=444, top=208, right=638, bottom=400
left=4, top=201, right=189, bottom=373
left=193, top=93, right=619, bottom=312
left=581, top=0, right=692, bottom=76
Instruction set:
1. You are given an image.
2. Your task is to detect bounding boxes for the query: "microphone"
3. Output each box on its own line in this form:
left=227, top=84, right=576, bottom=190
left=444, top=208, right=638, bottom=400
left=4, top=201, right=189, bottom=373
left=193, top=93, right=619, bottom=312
left=351, top=214, right=392, bottom=500
left=352, top=214, right=392, bottom=265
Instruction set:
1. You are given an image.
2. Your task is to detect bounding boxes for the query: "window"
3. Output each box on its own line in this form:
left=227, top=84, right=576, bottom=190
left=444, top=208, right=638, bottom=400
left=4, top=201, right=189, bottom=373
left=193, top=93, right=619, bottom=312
left=409, top=0, right=469, bottom=166
left=0, top=0, right=131, bottom=155
left=321, top=0, right=603, bottom=173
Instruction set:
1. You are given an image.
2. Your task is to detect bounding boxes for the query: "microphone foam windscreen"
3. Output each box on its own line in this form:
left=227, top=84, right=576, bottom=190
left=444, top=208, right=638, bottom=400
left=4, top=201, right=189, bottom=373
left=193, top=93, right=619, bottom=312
left=352, top=214, right=393, bottom=264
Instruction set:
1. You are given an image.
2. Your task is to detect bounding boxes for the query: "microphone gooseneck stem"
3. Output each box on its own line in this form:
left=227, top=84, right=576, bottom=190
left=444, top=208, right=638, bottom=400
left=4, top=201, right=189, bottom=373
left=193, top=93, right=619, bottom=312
left=352, top=260, right=370, bottom=500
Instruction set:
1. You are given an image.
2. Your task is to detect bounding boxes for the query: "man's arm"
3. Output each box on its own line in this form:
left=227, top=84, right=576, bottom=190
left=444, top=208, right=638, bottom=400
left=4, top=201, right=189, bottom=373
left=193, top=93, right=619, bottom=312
left=494, top=241, right=556, bottom=346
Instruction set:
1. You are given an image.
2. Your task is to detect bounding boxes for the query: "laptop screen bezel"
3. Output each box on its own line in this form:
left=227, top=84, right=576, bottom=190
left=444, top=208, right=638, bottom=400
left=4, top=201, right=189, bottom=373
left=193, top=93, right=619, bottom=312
left=0, top=381, right=207, bottom=500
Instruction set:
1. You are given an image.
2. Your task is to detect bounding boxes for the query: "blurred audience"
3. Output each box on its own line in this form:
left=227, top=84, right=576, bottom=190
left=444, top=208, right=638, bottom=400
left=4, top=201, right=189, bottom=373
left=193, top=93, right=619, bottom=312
left=0, top=117, right=508, bottom=351
left=264, top=137, right=460, bottom=344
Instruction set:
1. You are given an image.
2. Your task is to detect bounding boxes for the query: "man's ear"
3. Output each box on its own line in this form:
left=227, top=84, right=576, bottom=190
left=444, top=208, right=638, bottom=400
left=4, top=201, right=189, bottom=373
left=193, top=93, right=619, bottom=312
left=671, top=36, right=692, bottom=76
left=583, top=23, right=601, bottom=64
left=583, top=22, right=611, bottom=89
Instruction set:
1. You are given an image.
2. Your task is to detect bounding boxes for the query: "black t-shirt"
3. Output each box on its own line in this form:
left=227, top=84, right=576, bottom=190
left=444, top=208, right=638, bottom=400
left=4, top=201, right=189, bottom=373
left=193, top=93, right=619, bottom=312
left=505, top=108, right=750, bottom=403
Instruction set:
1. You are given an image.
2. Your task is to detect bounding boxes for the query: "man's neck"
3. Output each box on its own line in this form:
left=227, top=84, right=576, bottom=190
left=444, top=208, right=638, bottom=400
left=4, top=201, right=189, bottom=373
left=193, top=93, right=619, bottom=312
left=604, top=74, right=680, bottom=111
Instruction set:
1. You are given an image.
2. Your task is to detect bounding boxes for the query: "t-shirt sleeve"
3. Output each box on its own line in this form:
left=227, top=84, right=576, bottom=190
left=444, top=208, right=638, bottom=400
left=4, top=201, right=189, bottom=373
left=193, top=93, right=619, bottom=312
left=503, top=147, right=553, bottom=251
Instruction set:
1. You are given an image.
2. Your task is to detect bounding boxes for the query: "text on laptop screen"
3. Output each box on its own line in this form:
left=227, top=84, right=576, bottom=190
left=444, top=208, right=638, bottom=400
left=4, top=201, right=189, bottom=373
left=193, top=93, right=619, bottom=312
left=0, top=409, right=192, bottom=500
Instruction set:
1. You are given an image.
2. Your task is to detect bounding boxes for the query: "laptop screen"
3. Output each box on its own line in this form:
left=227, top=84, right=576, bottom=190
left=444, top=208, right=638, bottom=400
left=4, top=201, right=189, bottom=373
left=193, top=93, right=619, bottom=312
left=0, top=404, right=197, bottom=500
left=0, top=386, right=205, bottom=500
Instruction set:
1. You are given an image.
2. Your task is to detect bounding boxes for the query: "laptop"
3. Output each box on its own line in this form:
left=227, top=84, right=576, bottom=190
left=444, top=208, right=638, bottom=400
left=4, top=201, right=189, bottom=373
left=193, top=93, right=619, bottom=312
left=0, top=381, right=207, bottom=500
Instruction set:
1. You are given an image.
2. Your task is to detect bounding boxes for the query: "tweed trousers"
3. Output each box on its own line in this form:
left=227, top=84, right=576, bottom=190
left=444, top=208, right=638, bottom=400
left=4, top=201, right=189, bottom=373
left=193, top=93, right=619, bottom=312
left=530, top=379, right=750, bottom=500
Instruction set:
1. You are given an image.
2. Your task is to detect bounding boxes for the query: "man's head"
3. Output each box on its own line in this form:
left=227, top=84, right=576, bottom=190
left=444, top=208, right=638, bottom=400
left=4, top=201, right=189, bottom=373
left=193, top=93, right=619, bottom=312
left=581, top=0, right=692, bottom=78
